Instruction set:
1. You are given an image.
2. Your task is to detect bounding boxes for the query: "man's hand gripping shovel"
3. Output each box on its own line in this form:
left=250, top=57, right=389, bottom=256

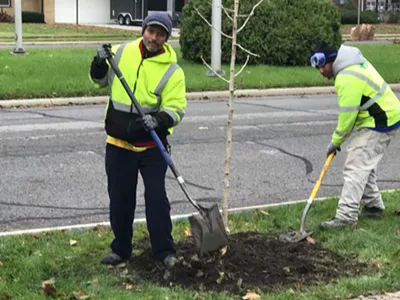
left=279, top=152, right=335, bottom=243
left=97, top=45, right=229, bottom=255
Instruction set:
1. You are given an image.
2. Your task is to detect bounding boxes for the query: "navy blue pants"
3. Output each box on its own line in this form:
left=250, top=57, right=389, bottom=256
left=105, top=143, right=175, bottom=261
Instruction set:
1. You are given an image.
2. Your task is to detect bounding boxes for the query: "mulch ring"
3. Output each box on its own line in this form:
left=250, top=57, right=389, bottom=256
left=127, top=231, right=368, bottom=295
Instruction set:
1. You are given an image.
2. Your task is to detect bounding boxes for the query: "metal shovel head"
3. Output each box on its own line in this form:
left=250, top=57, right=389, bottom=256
left=278, top=227, right=313, bottom=243
left=188, top=204, right=229, bottom=256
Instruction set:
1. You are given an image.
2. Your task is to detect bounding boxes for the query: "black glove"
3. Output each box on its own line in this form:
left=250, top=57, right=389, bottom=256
left=90, top=55, right=109, bottom=80
left=141, top=112, right=174, bottom=132
left=142, top=115, right=159, bottom=131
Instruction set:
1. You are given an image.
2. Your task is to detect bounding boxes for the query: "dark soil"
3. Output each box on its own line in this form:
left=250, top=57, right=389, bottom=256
left=128, top=231, right=368, bottom=295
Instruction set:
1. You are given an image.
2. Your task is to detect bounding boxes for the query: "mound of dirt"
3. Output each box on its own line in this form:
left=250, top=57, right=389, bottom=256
left=129, top=231, right=368, bottom=294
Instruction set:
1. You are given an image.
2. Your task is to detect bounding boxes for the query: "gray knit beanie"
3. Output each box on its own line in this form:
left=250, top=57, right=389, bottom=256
left=141, top=12, right=172, bottom=40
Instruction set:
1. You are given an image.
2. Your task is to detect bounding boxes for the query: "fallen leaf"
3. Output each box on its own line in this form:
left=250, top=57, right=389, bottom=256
left=41, top=278, right=56, bottom=296
left=72, top=290, right=89, bottom=299
left=216, top=271, right=225, bottom=284
left=87, top=279, right=99, bottom=286
left=198, top=126, right=208, bottom=130
left=32, top=250, right=42, bottom=256
left=4, top=66, right=9, bottom=69
left=193, top=293, right=204, bottom=300
left=306, top=236, right=316, bottom=244
left=220, top=245, right=228, bottom=256
left=198, top=283, right=205, bottom=291
left=184, top=227, right=192, bottom=237
left=70, top=239, right=78, bottom=246
left=0, top=261, right=3, bottom=267
left=124, top=284, right=133, bottom=290
left=31, top=235, right=40, bottom=239
left=93, top=225, right=105, bottom=236
left=394, top=208, right=400, bottom=215
left=259, top=210, right=270, bottom=215
left=242, top=291, right=261, bottom=299
left=1, top=289, right=11, bottom=300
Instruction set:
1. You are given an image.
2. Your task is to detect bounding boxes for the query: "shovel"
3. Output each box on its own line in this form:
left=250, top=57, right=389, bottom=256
left=99, top=45, right=229, bottom=255
left=279, top=152, right=335, bottom=243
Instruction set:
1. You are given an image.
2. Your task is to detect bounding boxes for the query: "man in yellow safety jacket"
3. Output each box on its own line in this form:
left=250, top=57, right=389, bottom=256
left=310, top=42, right=400, bottom=228
left=89, top=12, right=187, bottom=266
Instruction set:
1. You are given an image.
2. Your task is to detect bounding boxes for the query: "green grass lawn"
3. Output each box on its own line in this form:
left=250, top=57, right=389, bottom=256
left=0, top=44, right=399, bottom=100
left=0, top=23, right=138, bottom=42
left=1, top=191, right=400, bottom=299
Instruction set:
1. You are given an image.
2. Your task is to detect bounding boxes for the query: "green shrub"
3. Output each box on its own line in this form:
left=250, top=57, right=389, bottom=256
left=180, top=0, right=342, bottom=66
left=22, top=11, right=45, bottom=23
left=341, top=10, right=379, bottom=24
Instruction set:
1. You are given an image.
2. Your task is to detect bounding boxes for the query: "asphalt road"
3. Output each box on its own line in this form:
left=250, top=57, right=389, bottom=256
left=1, top=94, right=400, bottom=233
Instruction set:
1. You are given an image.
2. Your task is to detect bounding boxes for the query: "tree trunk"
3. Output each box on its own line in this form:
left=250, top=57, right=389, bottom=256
left=222, top=0, right=239, bottom=228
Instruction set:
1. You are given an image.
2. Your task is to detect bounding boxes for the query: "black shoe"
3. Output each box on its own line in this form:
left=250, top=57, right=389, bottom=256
left=101, top=253, right=127, bottom=266
left=361, top=206, right=383, bottom=218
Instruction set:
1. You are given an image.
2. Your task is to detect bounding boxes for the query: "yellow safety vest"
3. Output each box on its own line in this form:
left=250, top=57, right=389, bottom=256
left=332, top=60, right=400, bottom=146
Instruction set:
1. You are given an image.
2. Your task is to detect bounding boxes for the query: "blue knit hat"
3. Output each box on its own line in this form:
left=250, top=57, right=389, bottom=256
left=142, top=12, right=172, bottom=40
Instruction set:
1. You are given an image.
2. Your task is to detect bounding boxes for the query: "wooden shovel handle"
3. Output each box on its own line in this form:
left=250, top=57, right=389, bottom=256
left=309, top=152, right=335, bottom=200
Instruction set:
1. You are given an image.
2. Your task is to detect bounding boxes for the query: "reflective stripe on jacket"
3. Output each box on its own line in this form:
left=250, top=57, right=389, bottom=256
left=332, top=60, right=400, bottom=147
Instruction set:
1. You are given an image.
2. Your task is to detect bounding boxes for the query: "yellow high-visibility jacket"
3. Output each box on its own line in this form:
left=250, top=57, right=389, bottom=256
left=90, top=38, right=187, bottom=152
left=331, top=45, right=400, bottom=147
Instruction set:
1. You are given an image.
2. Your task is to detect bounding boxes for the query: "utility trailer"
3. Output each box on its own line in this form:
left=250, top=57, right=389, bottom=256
left=110, top=0, right=185, bottom=26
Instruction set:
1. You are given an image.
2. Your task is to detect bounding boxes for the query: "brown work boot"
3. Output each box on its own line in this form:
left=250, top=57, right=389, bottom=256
left=319, top=218, right=356, bottom=229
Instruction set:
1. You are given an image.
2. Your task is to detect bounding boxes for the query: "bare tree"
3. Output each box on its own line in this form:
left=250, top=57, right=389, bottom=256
left=195, top=0, right=263, bottom=227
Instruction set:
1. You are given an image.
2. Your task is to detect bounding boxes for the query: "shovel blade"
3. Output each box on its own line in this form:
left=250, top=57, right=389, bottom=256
left=278, top=227, right=312, bottom=243
left=188, top=204, right=229, bottom=256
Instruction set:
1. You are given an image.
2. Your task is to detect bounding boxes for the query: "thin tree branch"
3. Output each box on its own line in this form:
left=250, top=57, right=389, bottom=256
left=235, top=55, right=250, bottom=77
left=194, top=6, right=232, bottom=39
left=222, top=5, right=233, bottom=21
left=237, top=0, right=264, bottom=33
left=200, top=56, right=230, bottom=84
left=236, top=43, right=260, bottom=57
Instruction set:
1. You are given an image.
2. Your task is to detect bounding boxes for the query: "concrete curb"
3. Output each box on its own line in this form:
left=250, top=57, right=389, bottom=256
left=0, top=195, right=335, bottom=237
left=0, top=188, right=398, bottom=237
left=1, top=84, right=400, bottom=108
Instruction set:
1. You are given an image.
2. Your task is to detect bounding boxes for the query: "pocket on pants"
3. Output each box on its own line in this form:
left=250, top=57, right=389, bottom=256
left=347, top=128, right=372, bottom=152
left=374, top=133, right=391, bottom=155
